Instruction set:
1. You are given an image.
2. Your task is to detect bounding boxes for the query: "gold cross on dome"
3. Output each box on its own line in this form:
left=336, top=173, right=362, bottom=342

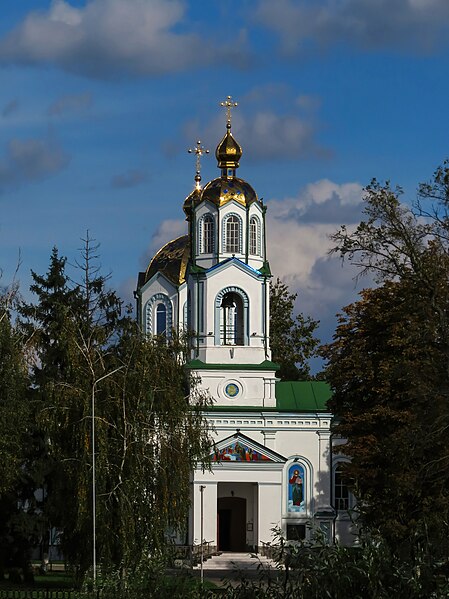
left=188, top=140, right=209, bottom=172
left=188, top=140, right=209, bottom=188
left=220, top=95, right=238, bottom=125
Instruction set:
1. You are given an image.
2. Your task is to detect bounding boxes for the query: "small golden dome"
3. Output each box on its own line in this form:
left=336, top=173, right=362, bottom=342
left=144, top=235, right=190, bottom=285
left=216, top=123, right=243, bottom=170
left=201, top=176, right=258, bottom=208
left=183, top=186, right=201, bottom=215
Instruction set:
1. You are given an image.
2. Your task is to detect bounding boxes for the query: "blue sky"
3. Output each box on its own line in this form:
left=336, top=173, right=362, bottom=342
left=1, top=0, right=449, bottom=347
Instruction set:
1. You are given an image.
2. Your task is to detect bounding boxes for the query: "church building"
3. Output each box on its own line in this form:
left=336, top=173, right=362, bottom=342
left=136, top=98, right=353, bottom=552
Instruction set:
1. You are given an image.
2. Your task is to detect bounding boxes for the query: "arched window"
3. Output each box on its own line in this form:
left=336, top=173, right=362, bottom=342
left=144, top=294, right=172, bottom=338
left=334, top=463, right=351, bottom=511
left=225, top=215, right=241, bottom=253
left=249, top=216, right=260, bottom=255
left=215, top=286, right=249, bottom=346
left=220, top=292, right=244, bottom=345
left=200, top=214, right=215, bottom=254
left=156, top=303, right=167, bottom=336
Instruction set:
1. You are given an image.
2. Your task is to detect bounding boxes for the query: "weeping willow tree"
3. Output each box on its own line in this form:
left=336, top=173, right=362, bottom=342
left=21, top=239, right=211, bottom=575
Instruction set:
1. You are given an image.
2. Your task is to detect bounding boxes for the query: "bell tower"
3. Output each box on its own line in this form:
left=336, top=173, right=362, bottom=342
left=184, top=97, right=279, bottom=408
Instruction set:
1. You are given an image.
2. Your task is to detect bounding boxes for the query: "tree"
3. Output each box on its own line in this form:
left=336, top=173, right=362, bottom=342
left=0, top=284, right=38, bottom=579
left=323, top=164, right=449, bottom=563
left=22, top=239, right=210, bottom=575
left=269, top=278, right=319, bottom=380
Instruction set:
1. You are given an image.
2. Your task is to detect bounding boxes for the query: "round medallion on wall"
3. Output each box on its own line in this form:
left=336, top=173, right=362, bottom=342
left=224, top=382, right=240, bottom=398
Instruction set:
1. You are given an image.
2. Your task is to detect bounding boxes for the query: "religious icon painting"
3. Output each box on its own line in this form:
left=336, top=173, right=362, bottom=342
left=288, top=464, right=305, bottom=513
left=212, top=441, right=272, bottom=462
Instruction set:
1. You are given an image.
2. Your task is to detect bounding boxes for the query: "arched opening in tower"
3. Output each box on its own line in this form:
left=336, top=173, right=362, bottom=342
left=220, top=292, right=244, bottom=345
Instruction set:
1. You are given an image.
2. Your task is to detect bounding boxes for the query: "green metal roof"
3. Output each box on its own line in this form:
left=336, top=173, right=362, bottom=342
left=275, top=381, right=332, bottom=412
left=206, top=381, right=332, bottom=413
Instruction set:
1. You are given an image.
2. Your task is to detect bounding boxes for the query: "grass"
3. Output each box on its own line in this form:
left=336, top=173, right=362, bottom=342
left=0, top=571, right=76, bottom=590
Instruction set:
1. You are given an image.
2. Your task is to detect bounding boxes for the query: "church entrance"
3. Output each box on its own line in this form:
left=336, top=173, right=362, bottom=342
left=217, top=497, right=246, bottom=551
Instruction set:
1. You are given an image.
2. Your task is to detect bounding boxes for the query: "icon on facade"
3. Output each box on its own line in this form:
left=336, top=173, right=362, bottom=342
left=225, top=382, right=240, bottom=398
left=288, top=464, right=305, bottom=513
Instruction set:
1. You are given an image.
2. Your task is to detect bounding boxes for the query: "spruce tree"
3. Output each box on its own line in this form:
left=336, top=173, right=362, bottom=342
left=0, top=287, right=35, bottom=578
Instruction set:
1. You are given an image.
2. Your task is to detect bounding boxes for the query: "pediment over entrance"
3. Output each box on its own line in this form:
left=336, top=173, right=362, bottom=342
left=211, top=432, right=286, bottom=463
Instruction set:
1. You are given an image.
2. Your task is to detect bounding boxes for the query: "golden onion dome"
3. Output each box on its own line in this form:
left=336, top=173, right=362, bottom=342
left=183, top=185, right=201, bottom=215
left=215, top=123, right=243, bottom=170
left=144, top=235, right=190, bottom=286
left=201, top=176, right=259, bottom=208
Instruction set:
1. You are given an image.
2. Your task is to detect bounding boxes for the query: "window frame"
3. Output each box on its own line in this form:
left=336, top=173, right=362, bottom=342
left=223, top=213, right=242, bottom=254
left=333, top=461, right=354, bottom=514
left=144, top=293, right=173, bottom=338
left=199, top=214, right=215, bottom=255
left=249, top=215, right=260, bottom=256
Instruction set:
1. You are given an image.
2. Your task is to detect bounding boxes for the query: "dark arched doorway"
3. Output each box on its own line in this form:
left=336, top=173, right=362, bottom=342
left=217, top=497, right=246, bottom=551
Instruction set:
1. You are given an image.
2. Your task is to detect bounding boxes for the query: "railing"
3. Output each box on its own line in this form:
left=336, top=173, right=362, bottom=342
left=170, top=542, right=217, bottom=567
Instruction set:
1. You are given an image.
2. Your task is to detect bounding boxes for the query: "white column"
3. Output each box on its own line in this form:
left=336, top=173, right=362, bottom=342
left=316, top=430, right=332, bottom=510
left=257, top=482, right=282, bottom=547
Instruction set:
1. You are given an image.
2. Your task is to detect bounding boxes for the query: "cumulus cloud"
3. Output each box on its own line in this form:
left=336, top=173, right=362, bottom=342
left=47, top=91, right=93, bottom=116
left=267, top=179, right=367, bottom=341
left=183, top=87, right=328, bottom=161
left=111, top=168, right=148, bottom=189
left=254, top=0, right=449, bottom=54
left=0, top=0, right=247, bottom=78
left=269, top=179, right=363, bottom=225
left=0, top=136, right=69, bottom=192
left=2, top=98, right=20, bottom=118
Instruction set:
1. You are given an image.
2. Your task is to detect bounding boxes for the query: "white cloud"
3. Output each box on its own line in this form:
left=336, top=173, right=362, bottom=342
left=0, top=0, right=247, bottom=78
left=0, top=135, right=70, bottom=191
left=254, top=0, right=449, bottom=54
left=267, top=179, right=368, bottom=340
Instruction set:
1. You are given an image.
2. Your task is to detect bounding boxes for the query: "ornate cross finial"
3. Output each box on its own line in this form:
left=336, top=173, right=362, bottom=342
left=188, top=140, right=209, bottom=189
left=220, top=95, right=238, bottom=127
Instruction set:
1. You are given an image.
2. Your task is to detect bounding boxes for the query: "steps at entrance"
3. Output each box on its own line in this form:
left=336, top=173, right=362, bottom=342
left=194, top=552, right=277, bottom=571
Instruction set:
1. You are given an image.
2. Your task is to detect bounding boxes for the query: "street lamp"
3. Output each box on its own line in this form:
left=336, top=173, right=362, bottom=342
left=92, top=366, right=124, bottom=583
left=199, top=485, right=206, bottom=585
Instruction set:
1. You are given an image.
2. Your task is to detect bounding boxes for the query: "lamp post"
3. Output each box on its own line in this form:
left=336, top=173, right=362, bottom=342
left=92, top=366, right=124, bottom=583
left=199, top=485, right=206, bottom=585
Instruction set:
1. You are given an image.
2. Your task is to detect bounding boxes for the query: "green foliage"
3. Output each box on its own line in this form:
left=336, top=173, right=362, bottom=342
left=0, top=302, right=28, bottom=496
left=0, top=285, right=41, bottom=579
left=74, top=556, right=218, bottom=599
left=323, top=161, right=449, bottom=563
left=269, top=278, right=319, bottom=380
left=219, top=528, right=449, bottom=598
left=20, top=238, right=211, bottom=576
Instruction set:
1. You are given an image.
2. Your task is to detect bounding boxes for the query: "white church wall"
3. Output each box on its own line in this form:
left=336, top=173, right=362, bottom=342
left=247, top=202, right=265, bottom=270
left=194, top=263, right=268, bottom=364
left=258, top=482, right=282, bottom=545
left=194, top=370, right=277, bottom=408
